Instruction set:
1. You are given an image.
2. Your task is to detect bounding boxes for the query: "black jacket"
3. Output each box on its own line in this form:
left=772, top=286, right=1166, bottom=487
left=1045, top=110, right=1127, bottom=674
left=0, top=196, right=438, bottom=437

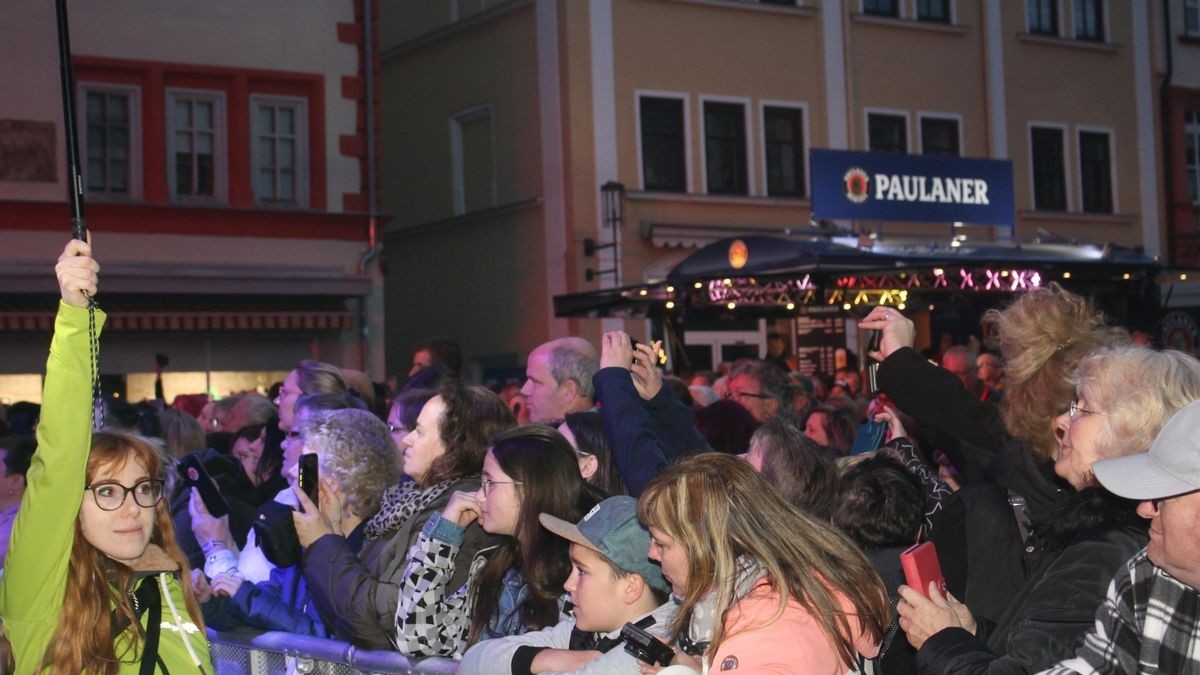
left=917, top=489, right=1147, bottom=675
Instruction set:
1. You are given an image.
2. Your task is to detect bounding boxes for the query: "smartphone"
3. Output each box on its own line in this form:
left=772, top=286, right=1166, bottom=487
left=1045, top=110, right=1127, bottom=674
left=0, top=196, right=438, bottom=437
left=900, top=541, right=947, bottom=598
left=178, top=455, right=230, bottom=518
left=850, top=420, right=888, bottom=455
left=865, top=329, right=883, bottom=393
left=299, top=453, right=320, bottom=510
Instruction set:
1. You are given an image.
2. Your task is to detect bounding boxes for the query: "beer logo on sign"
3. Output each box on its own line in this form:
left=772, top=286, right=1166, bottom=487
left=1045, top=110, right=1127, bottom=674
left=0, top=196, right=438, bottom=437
left=728, top=239, right=749, bottom=270
left=844, top=167, right=869, bottom=204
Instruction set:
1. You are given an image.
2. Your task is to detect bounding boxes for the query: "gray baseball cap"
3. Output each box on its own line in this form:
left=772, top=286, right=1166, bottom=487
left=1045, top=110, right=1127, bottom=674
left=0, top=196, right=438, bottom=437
left=1094, top=398, right=1200, bottom=500
left=539, top=496, right=670, bottom=595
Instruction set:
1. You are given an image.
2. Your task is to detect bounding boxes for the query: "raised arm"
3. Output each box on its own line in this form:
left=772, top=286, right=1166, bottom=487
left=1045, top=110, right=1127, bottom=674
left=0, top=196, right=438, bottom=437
left=0, top=239, right=104, bottom=664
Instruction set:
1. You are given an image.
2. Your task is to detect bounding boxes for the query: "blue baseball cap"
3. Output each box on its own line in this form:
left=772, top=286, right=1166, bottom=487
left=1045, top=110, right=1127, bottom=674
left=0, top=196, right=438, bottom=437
left=539, top=496, right=670, bottom=595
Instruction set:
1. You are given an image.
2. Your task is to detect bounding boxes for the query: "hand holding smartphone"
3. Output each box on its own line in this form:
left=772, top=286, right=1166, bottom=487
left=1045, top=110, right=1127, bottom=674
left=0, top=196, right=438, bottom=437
left=900, top=541, right=947, bottom=598
left=179, top=455, right=230, bottom=518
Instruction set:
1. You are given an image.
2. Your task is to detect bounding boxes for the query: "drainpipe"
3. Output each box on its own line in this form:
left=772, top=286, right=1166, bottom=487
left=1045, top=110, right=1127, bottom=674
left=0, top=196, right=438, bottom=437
left=358, top=0, right=381, bottom=373
left=1161, top=0, right=1175, bottom=266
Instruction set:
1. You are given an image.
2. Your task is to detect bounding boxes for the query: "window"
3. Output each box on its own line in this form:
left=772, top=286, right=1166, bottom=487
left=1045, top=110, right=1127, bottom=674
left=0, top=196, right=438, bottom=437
left=1027, top=0, right=1059, bottom=35
left=1188, top=0, right=1200, bottom=35
left=863, top=0, right=899, bottom=17
left=450, top=105, right=496, bottom=215
left=917, top=0, right=951, bottom=23
left=703, top=101, right=748, bottom=195
left=868, top=112, right=907, bottom=153
left=920, top=116, right=960, bottom=156
left=1073, top=0, right=1104, bottom=41
left=1078, top=130, right=1112, bottom=213
left=639, top=97, right=686, bottom=192
left=1030, top=126, right=1067, bottom=211
left=251, top=98, right=307, bottom=206
left=82, top=87, right=136, bottom=197
left=763, top=106, right=805, bottom=197
left=1187, top=111, right=1200, bottom=203
left=168, top=91, right=225, bottom=201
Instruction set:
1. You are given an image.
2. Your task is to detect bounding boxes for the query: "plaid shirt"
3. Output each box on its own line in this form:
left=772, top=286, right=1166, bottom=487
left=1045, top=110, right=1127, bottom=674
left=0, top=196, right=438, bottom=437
left=1041, top=548, right=1200, bottom=674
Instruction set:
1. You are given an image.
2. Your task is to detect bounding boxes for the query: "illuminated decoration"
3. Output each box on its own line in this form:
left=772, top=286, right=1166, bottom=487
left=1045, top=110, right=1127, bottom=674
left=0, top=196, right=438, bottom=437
left=728, top=239, right=749, bottom=269
left=638, top=289, right=648, bottom=296
left=1063, top=272, right=1072, bottom=279
left=1181, top=274, right=1189, bottom=281
left=665, top=301, right=675, bottom=309
left=691, top=268, right=1045, bottom=309
left=1123, top=273, right=1131, bottom=280
left=726, top=302, right=736, bottom=310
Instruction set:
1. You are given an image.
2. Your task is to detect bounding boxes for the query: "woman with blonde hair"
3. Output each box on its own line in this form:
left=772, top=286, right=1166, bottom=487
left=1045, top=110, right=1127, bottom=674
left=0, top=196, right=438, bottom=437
left=0, top=239, right=211, bottom=673
left=896, top=344, right=1200, bottom=674
left=638, top=453, right=888, bottom=673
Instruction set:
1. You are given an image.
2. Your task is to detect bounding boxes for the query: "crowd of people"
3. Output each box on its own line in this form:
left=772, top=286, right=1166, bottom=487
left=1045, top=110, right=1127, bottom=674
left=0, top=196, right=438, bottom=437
left=0, top=238, right=1197, bottom=674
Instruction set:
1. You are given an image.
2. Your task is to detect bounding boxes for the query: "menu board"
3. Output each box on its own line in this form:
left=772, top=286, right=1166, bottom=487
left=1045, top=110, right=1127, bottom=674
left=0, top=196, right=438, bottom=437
left=794, top=311, right=846, bottom=377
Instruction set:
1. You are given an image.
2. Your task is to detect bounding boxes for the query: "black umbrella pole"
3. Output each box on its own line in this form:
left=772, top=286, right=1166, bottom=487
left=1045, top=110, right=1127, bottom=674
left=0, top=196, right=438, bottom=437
left=56, top=0, right=87, bottom=241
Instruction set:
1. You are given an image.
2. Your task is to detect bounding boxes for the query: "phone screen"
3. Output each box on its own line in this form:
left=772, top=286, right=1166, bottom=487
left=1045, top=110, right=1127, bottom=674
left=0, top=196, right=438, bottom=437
left=299, top=453, right=319, bottom=509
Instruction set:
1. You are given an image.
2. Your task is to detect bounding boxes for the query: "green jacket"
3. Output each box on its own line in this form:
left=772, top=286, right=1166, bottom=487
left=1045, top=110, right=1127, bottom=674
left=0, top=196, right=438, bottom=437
left=0, top=303, right=213, bottom=673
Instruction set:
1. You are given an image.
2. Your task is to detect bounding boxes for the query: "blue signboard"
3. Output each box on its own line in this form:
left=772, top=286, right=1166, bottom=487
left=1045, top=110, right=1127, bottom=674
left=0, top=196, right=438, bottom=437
left=810, top=149, right=1014, bottom=227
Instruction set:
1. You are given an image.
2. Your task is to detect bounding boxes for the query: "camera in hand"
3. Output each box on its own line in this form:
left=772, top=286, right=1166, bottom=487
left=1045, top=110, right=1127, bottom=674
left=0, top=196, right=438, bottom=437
left=621, top=621, right=674, bottom=667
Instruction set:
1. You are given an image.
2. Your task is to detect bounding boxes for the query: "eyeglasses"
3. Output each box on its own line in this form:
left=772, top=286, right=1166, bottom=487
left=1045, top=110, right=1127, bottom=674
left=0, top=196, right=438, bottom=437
left=85, top=479, right=165, bottom=511
left=480, top=476, right=524, bottom=496
left=724, top=390, right=772, bottom=400
left=388, top=425, right=406, bottom=435
left=1068, top=400, right=1107, bottom=419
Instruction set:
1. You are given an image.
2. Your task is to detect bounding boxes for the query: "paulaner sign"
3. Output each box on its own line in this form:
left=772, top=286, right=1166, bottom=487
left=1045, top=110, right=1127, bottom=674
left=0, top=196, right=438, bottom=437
left=811, top=149, right=1015, bottom=227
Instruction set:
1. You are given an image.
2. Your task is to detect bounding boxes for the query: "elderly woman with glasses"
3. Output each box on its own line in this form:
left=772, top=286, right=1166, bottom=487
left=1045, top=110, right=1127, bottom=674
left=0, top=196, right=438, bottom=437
left=0, top=239, right=212, bottom=673
left=896, top=345, right=1200, bottom=675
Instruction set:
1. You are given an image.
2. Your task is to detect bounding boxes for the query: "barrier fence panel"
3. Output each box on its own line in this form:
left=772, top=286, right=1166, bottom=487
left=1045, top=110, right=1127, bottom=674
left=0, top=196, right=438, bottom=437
left=208, top=629, right=460, bottom=675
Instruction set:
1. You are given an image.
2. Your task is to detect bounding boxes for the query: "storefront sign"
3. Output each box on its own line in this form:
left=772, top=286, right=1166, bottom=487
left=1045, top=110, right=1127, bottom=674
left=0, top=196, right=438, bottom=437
left=811, top=149, right=1014, bottom=227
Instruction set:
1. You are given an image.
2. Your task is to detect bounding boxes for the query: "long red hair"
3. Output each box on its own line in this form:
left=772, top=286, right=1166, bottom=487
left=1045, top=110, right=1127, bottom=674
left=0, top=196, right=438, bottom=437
left=38, top=430, right=204, bottom=674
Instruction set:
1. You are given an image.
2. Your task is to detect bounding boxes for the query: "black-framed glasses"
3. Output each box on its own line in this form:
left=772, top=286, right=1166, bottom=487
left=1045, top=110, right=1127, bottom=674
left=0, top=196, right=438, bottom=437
left=480, top=476, right=524, bottom=496
left=1068, top=400, right=1107, bottom=419
left=85, top=479, right=165, bottom=511
left=724, top=390, right=771, bottom=400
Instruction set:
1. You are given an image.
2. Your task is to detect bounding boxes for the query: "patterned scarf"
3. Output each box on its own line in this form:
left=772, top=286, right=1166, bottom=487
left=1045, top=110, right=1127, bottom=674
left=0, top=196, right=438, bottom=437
left=363, top=478, right=457, bottom=540
left=679, top=557, right=765, bottom=656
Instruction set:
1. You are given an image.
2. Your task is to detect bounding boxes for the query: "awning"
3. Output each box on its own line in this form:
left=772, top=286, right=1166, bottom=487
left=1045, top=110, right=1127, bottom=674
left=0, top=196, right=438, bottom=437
left=0, top=310, right=354, bottom=333
left=554, top=235, right=1159, bottom=318
left=0, top=261, right=372, bottom=297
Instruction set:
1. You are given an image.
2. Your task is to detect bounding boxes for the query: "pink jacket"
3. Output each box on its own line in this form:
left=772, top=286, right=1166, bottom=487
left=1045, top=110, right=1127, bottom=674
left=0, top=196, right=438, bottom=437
left=706, top=581, right=880, bottom=674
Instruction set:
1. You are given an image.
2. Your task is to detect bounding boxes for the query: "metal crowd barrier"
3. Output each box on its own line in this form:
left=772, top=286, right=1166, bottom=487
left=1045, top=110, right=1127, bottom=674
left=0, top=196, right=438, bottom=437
left=208, top=628, right=460, bottom=675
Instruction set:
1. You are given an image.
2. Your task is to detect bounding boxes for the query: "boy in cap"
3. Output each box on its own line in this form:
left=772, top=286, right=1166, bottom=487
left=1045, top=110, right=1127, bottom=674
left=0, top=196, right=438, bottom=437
left=459, top=496, right=675, bottom=674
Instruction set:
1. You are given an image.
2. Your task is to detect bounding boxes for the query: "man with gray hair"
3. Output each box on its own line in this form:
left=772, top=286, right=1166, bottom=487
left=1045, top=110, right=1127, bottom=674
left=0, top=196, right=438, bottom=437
left=726, top=360, right=789, bottom=424
left=1043, top=399, right=1200, bottom=674
left=520, top=337, right=599, bottom=423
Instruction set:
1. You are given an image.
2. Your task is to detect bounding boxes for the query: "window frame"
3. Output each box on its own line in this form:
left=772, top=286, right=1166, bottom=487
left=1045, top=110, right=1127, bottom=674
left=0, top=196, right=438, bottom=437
left=635, top=90, right=693, bottom=193
left=1186, top=110, right=1200, bottom=203
left=249, top=94, right=309, bottom=209
left=1026, top=0, right=1062, bottom=36
left=1028, top=121, right=1071, bottom=212
left=915, top=0, right=954, bottom=23
left=861, top=0, right=901, bottom=17
left=77, top=82, right=142, bottom=201
left=864, top=108, right=911, bottom=154
left=759, top=100, right=810, bottom=199
left=1071, top=0, right=1106, bottom=42
left=165, top=87, right=228, bottom=204
left=1076, top=126, right=1116, bottom=213
left=917, top=112, right=963, bottom=157
left=699, top=95, right=753, bottom=196
left=449, top=103, right=497, bottom=216
left=1187, top=0, right=1200, bottom=36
